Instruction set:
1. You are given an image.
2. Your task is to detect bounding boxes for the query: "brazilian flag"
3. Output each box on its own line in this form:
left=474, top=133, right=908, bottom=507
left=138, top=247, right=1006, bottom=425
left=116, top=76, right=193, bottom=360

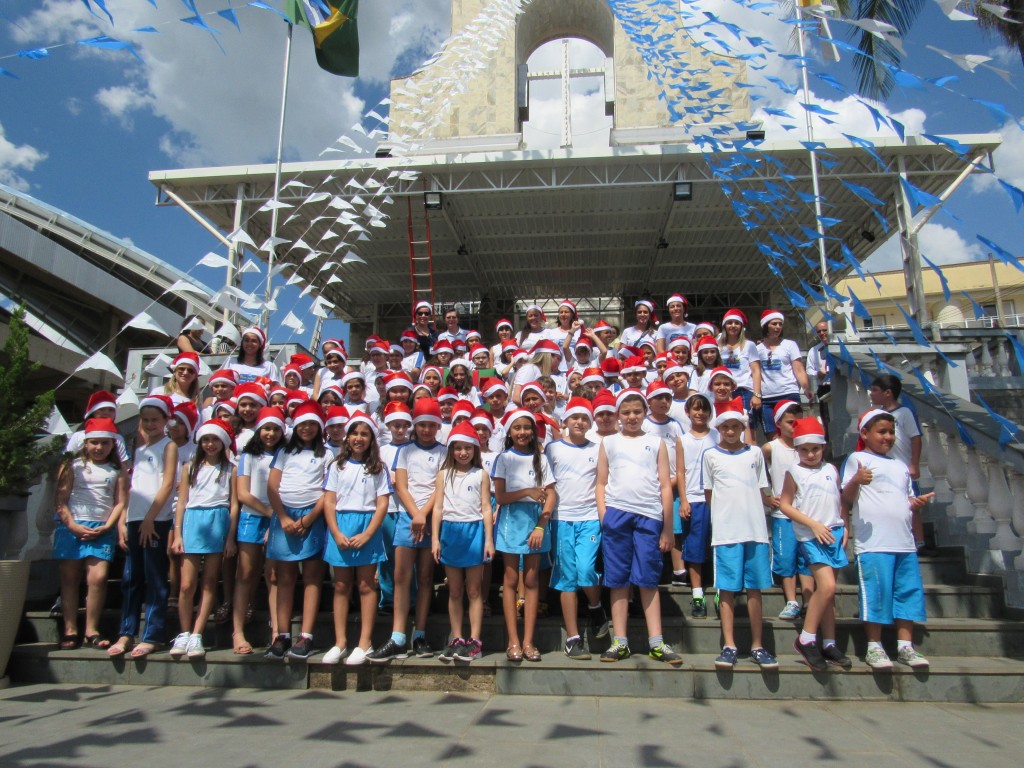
left=285, top=0, right=359, bottom=77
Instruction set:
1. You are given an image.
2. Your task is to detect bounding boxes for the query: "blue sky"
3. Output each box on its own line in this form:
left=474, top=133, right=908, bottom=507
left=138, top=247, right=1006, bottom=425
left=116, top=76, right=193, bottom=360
left=1, top=0, right=1022, bottom=351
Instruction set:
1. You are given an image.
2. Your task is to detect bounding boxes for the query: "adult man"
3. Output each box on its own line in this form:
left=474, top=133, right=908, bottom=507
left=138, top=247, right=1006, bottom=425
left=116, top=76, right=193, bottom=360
left=437, top=306, right=469, bottom=345
left=805, top=321, right=831, bottom=442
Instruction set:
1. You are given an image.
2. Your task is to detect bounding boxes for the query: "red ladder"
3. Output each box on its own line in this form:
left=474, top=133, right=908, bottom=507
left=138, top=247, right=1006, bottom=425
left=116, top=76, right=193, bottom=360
left=407, top=196, right=435, bottom=311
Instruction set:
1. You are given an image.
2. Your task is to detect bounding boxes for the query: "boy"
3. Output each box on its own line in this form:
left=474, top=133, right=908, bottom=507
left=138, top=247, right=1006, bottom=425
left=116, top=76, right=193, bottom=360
left=707, top=366, right=755, bottom=445
left=482, top=378, right=510, bottom=452
left=642, top=381, right=688, bottom=586
left=620, top=356, right=648, bottom=390
left=586, top=389, right=619, bottom=443
left=545, top=398, right=610, bottom=658
left=341, top=371, right=371, bottom=414
left=762, top=401, right=814, bottom=621
left=780, top=417, right=850, bottom=671
left=842, top=409, right=934, bottom=669
left=701, top=399, right=778, bottom=669
left=378, top=402, right=413, bottom=614
left=680, top=394, right=717, bottom=618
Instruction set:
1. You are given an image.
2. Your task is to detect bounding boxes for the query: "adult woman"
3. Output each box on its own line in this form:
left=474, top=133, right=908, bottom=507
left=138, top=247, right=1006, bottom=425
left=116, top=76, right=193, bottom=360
left=226, top=327, right=280, bottom=385
left=656, top=294, right=696, bottom=353
left=717, top=309, right=761, bottom=413
left=618, top=300, right=657, bottom=349
left=756, top=309, right=812, bottom=436
left=516, top=305, right=550, bottom=351
left=177, top=317, right=208, bottom=355
left=160, top=352, right=202, bottom=406
left=546, top=300, right=579, bottom=373
left=411, top=301, right=438, bottom=359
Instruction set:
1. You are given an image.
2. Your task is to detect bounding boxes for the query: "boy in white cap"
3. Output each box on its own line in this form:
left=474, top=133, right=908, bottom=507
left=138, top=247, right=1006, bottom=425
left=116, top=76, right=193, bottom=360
left=701, top=398, right=777, bottom=669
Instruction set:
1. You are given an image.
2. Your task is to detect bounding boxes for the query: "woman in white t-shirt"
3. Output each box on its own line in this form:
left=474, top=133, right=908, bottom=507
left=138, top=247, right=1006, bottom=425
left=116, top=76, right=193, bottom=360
left=717, top=308, right=761, bottom=414
left=656, top=294, right=697, bottom=353
left=226, top=327, right=280, bottom=384
left=515, top=304, right=550, bottom=352
left=618, top=299, right=658, bottom=349
left=756, top=309, right=812, bottom=437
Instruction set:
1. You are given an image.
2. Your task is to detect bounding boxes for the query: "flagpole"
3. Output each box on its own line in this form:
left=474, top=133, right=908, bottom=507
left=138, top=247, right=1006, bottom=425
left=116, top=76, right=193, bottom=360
left=262, top=22, right=294, bottom=331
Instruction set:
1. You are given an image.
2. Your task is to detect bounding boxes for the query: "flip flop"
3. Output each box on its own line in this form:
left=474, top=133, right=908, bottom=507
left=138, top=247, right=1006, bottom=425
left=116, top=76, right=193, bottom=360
left=59, top=633, right=81, bottom=651
left=232, top=632, right=253, bottom=655
left=130, top=643, right=156, bottom=659
left=85, top=634, right=112, bottom=649
left=107, top=636, right=134, bottom=657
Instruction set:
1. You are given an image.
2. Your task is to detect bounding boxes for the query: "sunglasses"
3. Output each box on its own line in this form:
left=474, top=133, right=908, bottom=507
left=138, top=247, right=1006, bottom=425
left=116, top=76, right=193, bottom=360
left=416, top=310, right=431, bottom=316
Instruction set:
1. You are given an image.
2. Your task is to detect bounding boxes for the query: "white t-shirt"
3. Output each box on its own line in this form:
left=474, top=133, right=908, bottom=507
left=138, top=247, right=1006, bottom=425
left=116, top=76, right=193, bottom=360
left=395, top=441, right=447, bottom=510
left=786, top=463, right=843, bottom=541
left=491, top=449, right=553, bottom=493
left=480, top=450, right=498, bottom=482
left=271, top=448, right=330, bottom=508
left=488, top=420, right=507, bottom=454
left=237, top=450, right=276, bottom=517
left=602, top=432, right=664, bottom=520
left=513, top=363, right=543, bottom=389
left=888, top=404, right=921, bottom=469
left=66, top=430, right=130, bottom=465
left=128, top=437, right=174, bottom=523
left=438, top=327, right=469, bottom=345
left=767, top=440, right=799, bottom=519
left=701, top=445, right=769, bottom=546
left=720, top=340, right=758, bottom=391
left=544, top=439, right=599, bottom=522
left=642, top=416, right=684, bottom=477
left=186, top=461, right=232, bottom=509
left=226, top=359, right=280, bottom=384
left=546, top=327, right=578, bottom=373
left=682, top=431, right=718, bottom=502
left=841, top=451, right=915, bottom=554
left=691, top=368, right=714, bottom=395
left=323, top=459, right=390, bottom=513
left=440, top=466, right=485, bottom=522
left=317, top=367, right=345, bottom=393
left=619, top=326, right=656, bottom=349
left=401, top=351, right=425, bottom=374
left=806, top=342, right=829, bottom=383
left=380, top=442, right=407, bottom=514
left=656, top=321, right=696, bottom=346
left=516, top=329, right=549, bottom=352
left=67, top=459, right=119, bottom=522
left=757, top=339, right=804, bottom=399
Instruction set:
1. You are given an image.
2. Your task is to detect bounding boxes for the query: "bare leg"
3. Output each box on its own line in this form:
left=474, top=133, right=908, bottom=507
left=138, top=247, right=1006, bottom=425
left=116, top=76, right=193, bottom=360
left=522, top=554, right=540, bottom=648
left=799, top=573, right=815, bottom=605
left=273, top=561, right=298, bottom=637
left=178, top=556, right=200, bottom=632
left=502, top=553, right=521, bottom=647
left=561, top=590, right=579, bottom=638
left=232, top=543, right=261, bottom=644
left=465, top=565, right=484, bottom=640
left=391, top=547, right=415, bottom=636
left=446, top=566, right=465, bottom=640
left=609, top=586, right=630, bottom=639
left=83, top=558, right=109, bottom=638
left=803, top=564, right=836, bottom=636
left=747, top=589, right=764, bottom=649
left=265, top=559, right=278, bottom=636
left=719, top=590, right=736, bottom=648
left=331, top=566, right=353, bottom=649
left=299, top=559, right=325, bottom=636
left=59, top=560, right=84, bottom=637
left=192, top=553, right=223, bottom=636
left=413, top=548, right=435, bottom=634
left=895, top=619, right=914, bottom=644
left=639, top=586, right=662, bottom=639
left=781, top=574, right=797, bottom=604
left=356, top=565, right=378, bottom=650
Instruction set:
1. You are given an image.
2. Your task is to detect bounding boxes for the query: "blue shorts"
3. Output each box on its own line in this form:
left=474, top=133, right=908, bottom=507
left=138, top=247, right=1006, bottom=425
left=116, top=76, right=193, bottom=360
left=182, top=506, right=230, bottom=555
left=601, top=507, right=663, bottom=590
left=771, top=517, right=811, bottom=578
left=267, top=505, right=326, bottom=562
left=714, top=542, right=773, bottom=592
left=236, top=510, right=271, bottom=545
left=681, top=501, right=710, bottom=564
left=799, top=527, right=849, bottom=569
left=439, top=519, right=487, bottom=568
left=857, top=551, right=927, bottom=625
left=393, top=509, right=432, bottom=550
left=672, top=496, right=683, bottom=536
left=52, top=521, right=115, bottom=562
left=760, top=394, right=801, bottom=435
left=550, top=519, right=601, bottom=592
left=496, top=501, right=551, bottom=555
left=323, top=511, right=387, bottom=567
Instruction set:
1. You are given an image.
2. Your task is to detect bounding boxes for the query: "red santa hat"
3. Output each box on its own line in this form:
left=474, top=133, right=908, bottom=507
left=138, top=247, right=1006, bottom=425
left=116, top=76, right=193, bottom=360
left=291, top=402, right=325, bottom=430
left=340, top=371, right=366, bottom=387
left=558, top=299, right=578, bottom=317
left=495, top=318, right=513, bottom=332
left=255, top=406, right=287, bottom=432
left=139, top=394, right=174, bottom=418
left=282, top=363, right=303, bottom=382
left=694, top=336, right=720, bottom=355
left=481, top=378, right=509, bottom=398
left=84, top=390, right=117, bottom=417
left=615, top=388, right=647, bottom=411
left=668, top=336, right=691, bottom=351
left=414, top=301, right=433, bottom=316
left=708, top=366, right=737, bottom=386
left=712, top=397, right=748, bottom=427
left=645, top=380, right=672, bottom=401
left=792, top=418, right=826, bottom=446
left=773, top=400, right=801, bottom=422
left=722, top=308, right=747, bottom=327
left=83, top=417, right=119, bottom=441
left=412, top=397, right=443, bottom=426
left=600, top=358, right=622, bottom=377
left=383, top=402, right=412, bottom=425
left=524, top=303, right=546, bottom=322
left=196, top=418, right=236, bottom=454
left=431, top=339, right=454, bottom=356
left=447, top=421, right=480, bottom=448
left=501, top=408, right=537, bottom=428
left=519, top=381, right=546, bottom=403
left=170, top=352, right=200, bottom=372
left=324, top=405, right=350, bottom=429
left=290, top=353, right=315, bottom=370
left=437, top=387, right=459, bottom=403
left=694, top=322, right=717, bottom=338
left=384, top=371, right=414, bottom=392
left=581, top=367, right=604, bottom=386
left=209, top=369, right=238, bottom=386
left=530, top=339, right=562, bottom=357
left=470, top=408, right=495, bottom=431
left=621, top=356, right=648, bottom=376
left=346, top=412, right=378, bottom=437
left=666, top=293, right=688, bottom=307
left=213, top=398, right=236, bottom=417
left=171, top=402, right=199, bottom=437
left=592, top=389, right=617, bottom=415
left=451, top=400, right=475, bottom=422
left=562, top=396, right=594, bottom=423
left=760, top=309, right=785, bottom=327
left=419, top=365, right=444, bottom=384
left=241, top=326, right=267, bottom=348
left=316, top=386, right=341, bottom=404
left=324, top=346, right=347, bottom=362
left=234, top=383, right=268, bottom=407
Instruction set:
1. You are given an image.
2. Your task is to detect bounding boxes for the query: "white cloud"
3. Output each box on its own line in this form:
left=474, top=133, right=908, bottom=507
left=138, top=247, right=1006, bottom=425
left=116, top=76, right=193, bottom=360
left=865, top=222, right=986, bottom=271
left=95, top=85, right=154, bottom=129
left=970, top=119, right=1024, bottom=192
left=757, top=94, right=927, bottom=142
left=0, top=121, right=47, bottom=191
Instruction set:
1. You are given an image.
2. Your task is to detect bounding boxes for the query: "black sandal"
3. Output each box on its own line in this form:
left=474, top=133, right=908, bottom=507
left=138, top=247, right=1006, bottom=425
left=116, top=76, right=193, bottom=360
left=84, top=634, right=112, bottom=649
left=59, top=633, right=82, bottom=650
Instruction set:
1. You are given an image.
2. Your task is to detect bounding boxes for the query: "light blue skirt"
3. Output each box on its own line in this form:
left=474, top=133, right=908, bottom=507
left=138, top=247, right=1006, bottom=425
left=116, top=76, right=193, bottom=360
left=496, top=501, right=550, bottom=555
left=182, top=506, right=230, bottom=554
left=323, top=511, right=387, bottom=567
left=439, top=519, right=487, bottom=568
left=52, top=521, right=115, bottom=562
left=236, top=510, right=271, bottom=545
left=267, top=505, right=326, bottom=562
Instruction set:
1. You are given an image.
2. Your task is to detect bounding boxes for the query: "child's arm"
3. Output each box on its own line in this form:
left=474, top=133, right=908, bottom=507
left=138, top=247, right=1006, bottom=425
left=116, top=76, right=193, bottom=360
left=527, top=481, right=556, bottom=551
left=224, top=470, right=239, bottom=559
left=909, top=435, right=922, bottom=480
left=322, top=488, right=346, bottom=548
left=235, top=460, right=273, bottom=517
left=431, top=470, right=444, bottom=562
left=480, top=473, right=494, bottom=562
left=761, top=442, right=781, bottom=508
left=54, top=461, right=87, bottom=539
left=103, top=470, right=130, bottom=537
left=171, top=470, right=190, bottom=555
left=791, top=357, right=813, bottom=401
left=595, top=443, right=608, bottom=524
left=656, top=442, right=673, bottom=552
left=267, top=466, right=301, bottom=536
left=779, top=472, right=834, bottom=544
left=140, top=441, right=178, bottom=546
left=351, top=490, right=389, bottom=550
left=841, top=459, right=872, bottom=507
left=311, top=370, right=323, bottom=400
left=674, top=438, right=690, bottom=517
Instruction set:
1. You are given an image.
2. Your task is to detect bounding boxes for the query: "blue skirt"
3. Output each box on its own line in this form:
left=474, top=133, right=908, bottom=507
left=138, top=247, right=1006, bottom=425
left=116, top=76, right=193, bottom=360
left=393, top=509, right=432, bottom=550
left=182, top=506, right=230, bottom=554
left=496, top=501, right=550, bottom=555
left=439, top=519, right=487, bottom=568
left=323, top=511, right=387, bottom=567
left=53, top=521, right=115, bottom=562
left=267, top=505, right=326, bottom=562
left=236, top=510, right=271, bottom=545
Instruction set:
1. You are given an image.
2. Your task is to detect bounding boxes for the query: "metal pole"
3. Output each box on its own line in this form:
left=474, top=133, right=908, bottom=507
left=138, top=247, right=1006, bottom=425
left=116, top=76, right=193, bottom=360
left=895, top=156, right=930, bottom=327
left=262, top=23, right=294, bottom=331
left=223, top=182, right=247, bottom=345
left=990, top=254, right=1005, bottom=323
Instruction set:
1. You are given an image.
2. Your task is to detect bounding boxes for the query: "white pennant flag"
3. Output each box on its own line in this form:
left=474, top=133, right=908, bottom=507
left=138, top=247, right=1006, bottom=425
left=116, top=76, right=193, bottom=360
left=342, top=253, right=367, bottom=265
left=228, top=229, right=257, bottom=248
left=281, top=312, right=305, bottom=333
left=45, top=406, right=72, bottom=436
left=75, top=351, right=124, bottom=381
left=124, top=311, right=172, bottom=337
left=311, top=302, right=330, bottom=319
left=258, top=199, right=293, bottom=213
left=238, top=260, right=262, bottom=275
left=198, top=252, right=231, bottom=268
left=214, top=323, right=241, bottom=346
left=287, top=272, right=305, bottom=286
left=259, top=236, right=289, bottom=252
left=144, top=354, right=173, bottom=375
left=115, top=387, right=140, bottom=421
left=326, top=275, right=344, bottom=285
left=166, top=279, right=209, bottom=298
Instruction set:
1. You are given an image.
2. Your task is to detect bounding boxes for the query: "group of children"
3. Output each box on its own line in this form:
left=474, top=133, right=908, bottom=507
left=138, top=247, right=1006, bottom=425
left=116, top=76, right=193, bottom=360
left=52, top=307, right=934, bottom=672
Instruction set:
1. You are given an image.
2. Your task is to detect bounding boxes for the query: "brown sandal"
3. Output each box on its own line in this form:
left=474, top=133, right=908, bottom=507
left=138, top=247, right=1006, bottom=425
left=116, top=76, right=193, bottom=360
left=130, top=642, right=155, bottom=659
left=107, top=636, right=133, bottom=657
left=506, top=643, right=523, bottom=662
left=523, top=644, right=542, bottom=662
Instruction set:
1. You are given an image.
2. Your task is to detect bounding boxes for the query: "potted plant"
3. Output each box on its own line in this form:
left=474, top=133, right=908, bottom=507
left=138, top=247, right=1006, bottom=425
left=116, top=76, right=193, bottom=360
left=0, top=305, right=63, bottom=687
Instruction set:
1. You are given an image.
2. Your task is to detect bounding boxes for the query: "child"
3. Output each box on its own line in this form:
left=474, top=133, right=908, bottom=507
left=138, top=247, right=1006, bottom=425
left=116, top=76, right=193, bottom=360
left=701, top=398, right=778, bottom=669
left=481, top=378, right=510, bottom=452
left=597, top=389, right=681, bottom=665
left=231, top=406, right=287, bottom=655
left=368, top=398, right=447, bottom=662
left=170, top=418, right=236, bottom=659
left=492, top=409, right=556, bottom=662
left=109, top=396, right=178, bottom=658
left=841, top=409, right=934, bottom=669
left=691, top=337, right=723, bottom=395
left=65, top=390, right=131, bottom=466
left=321, top=414, right=391, bottom=666
left=266, top=402, right=330, bottom=660
left=53, top=417, right=127, bottom=650
left=432, top=422, right=493, bottom=663
left=202, top=369, right=239, bottom=421
left=664, top=363, right=692, bottom=427
left=166, top=403, right=198, bottom=608
left=586, top=389, right=619, bottom=442
left=642, top=381, right=688, bottom=587
left=545, top=398, right=609, bottom=659
left=680, top=394, right=717, bottom=618
left=341, top=371, right=371, bottom=414
left=780, top=418, right=851, bottom=671
left=313, top=346, right=347, bottom=400
left=708, top=366, right=755, bottom=445
left=763, top=401, right=814, bottom=621
left=324, top=405, right=350, bottom=456
left=378, top=402, right=412, bottom=613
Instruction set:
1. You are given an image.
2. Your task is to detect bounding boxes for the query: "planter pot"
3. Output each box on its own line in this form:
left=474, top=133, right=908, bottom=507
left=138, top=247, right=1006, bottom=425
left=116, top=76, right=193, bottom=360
left=0, top=560, right=30, bottom=688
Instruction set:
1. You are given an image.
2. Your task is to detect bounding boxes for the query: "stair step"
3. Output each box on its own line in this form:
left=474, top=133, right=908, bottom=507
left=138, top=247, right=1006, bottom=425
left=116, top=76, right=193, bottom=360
left=11, top=644, right=1024, bottom=702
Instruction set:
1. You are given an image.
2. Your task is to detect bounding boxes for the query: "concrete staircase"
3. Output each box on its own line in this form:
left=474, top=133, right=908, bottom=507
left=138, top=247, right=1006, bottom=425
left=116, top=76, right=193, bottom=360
left=11, top=539, right=1024, bottom=701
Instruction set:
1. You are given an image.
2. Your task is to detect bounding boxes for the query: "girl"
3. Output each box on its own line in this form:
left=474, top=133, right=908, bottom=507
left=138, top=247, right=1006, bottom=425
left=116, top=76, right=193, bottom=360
left=322, top=414, right=391, bottom=666
left=619, top=299, right=657, bottom=349
left=756, top=309, right=812, bottom=436
left=492, top=409, right=555, bottom=662
left=226, top=326, right=280, bottom=384
left=341, top=371, right=371, bottom=413
left=680, top=394, right=718, bottom=618
left=317, top=385, right=343, bottom=410
left=400, top=331, right=425, bottom=379
left=378, top=402, right=413, bottom=614
left=717, top=308, right=762, bottom=415
left=490, top=318, right=515, bottom=366
left=109, top=396, right=178, bottom=658
left=170, top=418, right=236, bottom=659
left=432, top=422, right=493, bottom=663
left=313, top=345, right=348, bottom=401
left=325, top=406, right=350, bottom=456
left=431, top=339, right=455, bottom=369
left=656, top=294, right=697, bottom=353
left=202, top=369, right=238, bottom=421
left=447, top=359, right=481, bottom=404
left=53, top=418, right=127, bottom=650
left=419, top=365, right=444, bottom=396
left=161, top=352, right=201, bottom=406
left=668, top=336, right=693, bottom=372
left=664, top=363, right=692, bottom=426
left=266, top=402, right=330, bottom=660
left=512, top=343, right=555, bottom=405
left=691, top=336, right=723, bottom=395
left=231, top=406, right=287, bottom=655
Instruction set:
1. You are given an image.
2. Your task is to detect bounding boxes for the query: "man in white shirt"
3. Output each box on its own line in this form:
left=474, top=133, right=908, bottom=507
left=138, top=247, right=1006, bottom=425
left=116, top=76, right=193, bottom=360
left=436, top=307, right=468, bottom=345
left=805, top=321, right=831, bottom=443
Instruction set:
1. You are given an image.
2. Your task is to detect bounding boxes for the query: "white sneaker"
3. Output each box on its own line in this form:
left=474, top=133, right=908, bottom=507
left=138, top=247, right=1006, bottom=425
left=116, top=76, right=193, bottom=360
left=322, top=646, right=348, bottom=665
left=186, top=633, right=206, bottom=658
left=169, top=632, right=191, bottom=659
left=345, top=646, right=372, bottom=666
